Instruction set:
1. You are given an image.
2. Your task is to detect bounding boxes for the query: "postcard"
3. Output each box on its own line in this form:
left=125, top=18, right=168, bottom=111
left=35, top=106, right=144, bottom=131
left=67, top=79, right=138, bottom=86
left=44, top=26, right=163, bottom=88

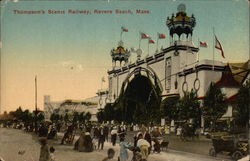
left=0, top=0, right=249, bottom=161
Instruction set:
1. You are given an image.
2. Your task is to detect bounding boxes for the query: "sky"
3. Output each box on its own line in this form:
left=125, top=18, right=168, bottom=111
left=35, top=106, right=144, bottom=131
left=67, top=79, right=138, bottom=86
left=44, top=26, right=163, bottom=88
left=0, top=0, right=249, bottom=112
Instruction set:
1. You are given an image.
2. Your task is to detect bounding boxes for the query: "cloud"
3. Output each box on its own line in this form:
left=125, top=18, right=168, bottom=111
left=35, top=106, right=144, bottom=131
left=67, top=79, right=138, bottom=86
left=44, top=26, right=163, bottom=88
left=78, top=64, right=84, bottom=71
left=58, top=61, right=85, bottom=71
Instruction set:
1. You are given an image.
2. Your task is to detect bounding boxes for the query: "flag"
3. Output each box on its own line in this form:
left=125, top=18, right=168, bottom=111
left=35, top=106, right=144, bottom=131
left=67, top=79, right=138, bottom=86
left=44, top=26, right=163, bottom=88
left=158, top=33, right=166, bottom=39
left=215, top=35, right=225, bottom=58
left=149, top=39, right=155, bottom=44
left=121, top=26, right=128, bottom=32
left=140, top=32, right=150, bottom=39
left=199, top=41, right=208, bottom=48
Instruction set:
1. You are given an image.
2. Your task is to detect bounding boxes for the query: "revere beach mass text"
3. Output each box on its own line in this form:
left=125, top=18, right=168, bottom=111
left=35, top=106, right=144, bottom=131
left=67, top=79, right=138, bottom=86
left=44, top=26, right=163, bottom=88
left=13, top=9, right=150, bottom=15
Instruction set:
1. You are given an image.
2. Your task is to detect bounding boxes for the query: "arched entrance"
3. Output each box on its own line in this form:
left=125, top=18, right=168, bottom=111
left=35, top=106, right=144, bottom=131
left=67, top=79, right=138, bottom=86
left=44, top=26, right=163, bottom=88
left=114, top=67, right=163, bottom=124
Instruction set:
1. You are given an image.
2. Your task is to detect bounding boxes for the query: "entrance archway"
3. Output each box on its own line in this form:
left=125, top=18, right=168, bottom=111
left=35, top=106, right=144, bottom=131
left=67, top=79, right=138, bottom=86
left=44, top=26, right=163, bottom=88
left=114, top=67, right=163, bottom=124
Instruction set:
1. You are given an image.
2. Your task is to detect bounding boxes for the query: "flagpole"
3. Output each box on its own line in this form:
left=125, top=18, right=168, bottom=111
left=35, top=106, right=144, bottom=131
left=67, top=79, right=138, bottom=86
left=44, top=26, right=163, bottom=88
left=213, top=27, right=215, bottom=71
left=147, top=40, right=149, bottom=57
left=197, top=38, right=200, bottom=62
left=156, top=33, right=159, bottom=52
left=35, top=76, right=37, bottom=111
left=120, top=31, right=123, bottom=42
left=139, top=33, right=141, bottom=49
left=35, top=75, right=38, bottom=133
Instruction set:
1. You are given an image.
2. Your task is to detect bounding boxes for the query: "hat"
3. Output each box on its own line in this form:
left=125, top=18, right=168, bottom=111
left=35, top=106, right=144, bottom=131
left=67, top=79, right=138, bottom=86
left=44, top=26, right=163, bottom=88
left=85, top=132, right=90, bottom=135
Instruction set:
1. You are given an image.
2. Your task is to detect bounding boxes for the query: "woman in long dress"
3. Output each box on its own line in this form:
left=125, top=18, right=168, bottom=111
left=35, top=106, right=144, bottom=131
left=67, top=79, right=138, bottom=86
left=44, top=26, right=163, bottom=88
left=119, top=137, right=132, bottom=161
left=78, top=132, right=86, bottom=152
left=83, top=132, right=93, bottom=152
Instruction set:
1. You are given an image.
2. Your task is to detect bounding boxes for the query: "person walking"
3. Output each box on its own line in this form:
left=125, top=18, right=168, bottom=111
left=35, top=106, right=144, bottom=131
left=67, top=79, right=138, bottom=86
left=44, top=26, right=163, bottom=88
left=61, top=123, right=75, bottom=145
left=111, top=127, right=118, bottom=146
left=102, top=148, right=115, bottom=161
left=118, top=126, right=126, bottom=142
left=119, top=137, right=132, bottom=161
left=98, top=127, right=105, bottom=150
left=137, top=134, right=150, bottom=160
left=103, top=125, right=109, bottom=142
left=78, top=132, right=86, bottom=152
left=39, top=138, right=50, bottom=161
left=144, top=131, right=152, bottom=154
left=84, top=132, right=94, bottom=152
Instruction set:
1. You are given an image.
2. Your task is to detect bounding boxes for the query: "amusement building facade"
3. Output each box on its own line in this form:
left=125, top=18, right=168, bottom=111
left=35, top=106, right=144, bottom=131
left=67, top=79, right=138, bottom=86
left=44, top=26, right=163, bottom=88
left=97, top=4, right=249, bottom=127
left=43, top=4, right=249, bottom=126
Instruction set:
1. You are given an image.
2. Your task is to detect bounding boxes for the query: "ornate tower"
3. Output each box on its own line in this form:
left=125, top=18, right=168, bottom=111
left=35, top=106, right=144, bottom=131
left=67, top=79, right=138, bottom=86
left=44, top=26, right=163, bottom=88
left=166, top=4, right=196, bottom=43
left=110, top=40, right=130, bottom=69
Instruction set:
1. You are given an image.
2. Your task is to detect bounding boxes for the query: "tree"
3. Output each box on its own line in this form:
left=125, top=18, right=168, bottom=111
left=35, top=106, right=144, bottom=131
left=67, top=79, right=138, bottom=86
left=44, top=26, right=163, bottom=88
left=235, top=81, right=250, bottom=129
left=103, top=103, right=115, bottom=121
left=85, top=112, right=92, bottom=122
left=203, top=83, right=227, bottom=129
left=37, top=112, right=45, bottom=122
left=73, top=112, right=79, bottom=123
left=50, top=113, right=60, bottom=123
left=64, top=113, right=69, bottom=123
left=96, top=109, right=105, bottom=123
left=160, top=96, right=180, bottom=121
left=78, top=112, right=86, bottom=123
left=177, top=90, right=201, bottom=128
left=9, top=106, right=23, bottom=120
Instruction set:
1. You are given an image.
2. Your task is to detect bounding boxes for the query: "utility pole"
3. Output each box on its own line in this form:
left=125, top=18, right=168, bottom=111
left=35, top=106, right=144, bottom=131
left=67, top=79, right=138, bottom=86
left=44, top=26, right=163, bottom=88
left=35, top=75, right=38, bottom=133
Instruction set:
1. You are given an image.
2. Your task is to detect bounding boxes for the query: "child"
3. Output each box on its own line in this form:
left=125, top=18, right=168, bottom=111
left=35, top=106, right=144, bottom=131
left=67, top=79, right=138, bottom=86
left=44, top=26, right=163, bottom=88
left=49, top=146, right=56, bottom=161
left=102, top=148, right=115, bottom=161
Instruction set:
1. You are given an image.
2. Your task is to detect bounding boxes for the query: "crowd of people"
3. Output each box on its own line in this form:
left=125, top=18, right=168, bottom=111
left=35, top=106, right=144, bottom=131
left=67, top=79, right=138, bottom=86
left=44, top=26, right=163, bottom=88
left=1, top=119, right=202, bottom=161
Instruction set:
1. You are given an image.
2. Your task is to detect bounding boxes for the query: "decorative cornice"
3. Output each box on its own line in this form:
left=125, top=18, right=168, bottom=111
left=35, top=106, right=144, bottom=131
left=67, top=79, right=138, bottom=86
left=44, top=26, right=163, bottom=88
left=108, top=45, right=199, bottom=75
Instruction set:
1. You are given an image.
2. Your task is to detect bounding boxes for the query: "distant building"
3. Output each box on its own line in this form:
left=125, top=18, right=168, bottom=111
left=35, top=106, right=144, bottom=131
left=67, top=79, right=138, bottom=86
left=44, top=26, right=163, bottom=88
left=44, top=95, right=99, bottom=121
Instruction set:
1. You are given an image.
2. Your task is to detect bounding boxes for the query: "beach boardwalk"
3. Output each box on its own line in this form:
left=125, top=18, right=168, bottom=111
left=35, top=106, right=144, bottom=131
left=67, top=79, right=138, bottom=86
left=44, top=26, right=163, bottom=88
left=0, top=128, right=232, bottom=161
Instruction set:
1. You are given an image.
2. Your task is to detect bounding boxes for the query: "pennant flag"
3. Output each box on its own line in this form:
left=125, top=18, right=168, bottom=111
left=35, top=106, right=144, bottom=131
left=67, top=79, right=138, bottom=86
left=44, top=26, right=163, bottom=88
left=215, top=35, right=225, bottom=58
left=149, top=39, right=155, bottom=44
left=199, top=41, right=208, bottom=48
left=140, top=32, right=150, bottom=39
left=121, top=26, right=128, bottom=32
left=158, top=33, right=166, bottom=39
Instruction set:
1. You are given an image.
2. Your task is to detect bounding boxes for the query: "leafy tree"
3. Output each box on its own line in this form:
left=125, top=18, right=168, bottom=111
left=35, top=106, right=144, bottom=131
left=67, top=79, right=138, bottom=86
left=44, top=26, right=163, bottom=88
left=177, top=90, right=201, bottom=128
left=85, top=112, right=92, bottom=122
left=235, top=81, right=250, bottom=128
left=160, top=96, right=180, bottom=121
left=73, top=112, right=79, bottom=123
left=96, top=109, right=105, bottom=123
left=64, top=113, right=69, bottom=123
left=37, top=112, right=45, bottom=122
left=203, top=83, right=227, bottom=129
left=9, top=106, right=23, bottom=120
left=78, top=112, right=86, bottom=123
left=50, top=113, right=60, bottom=122
left=103, top=103, right=115, bottom=121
